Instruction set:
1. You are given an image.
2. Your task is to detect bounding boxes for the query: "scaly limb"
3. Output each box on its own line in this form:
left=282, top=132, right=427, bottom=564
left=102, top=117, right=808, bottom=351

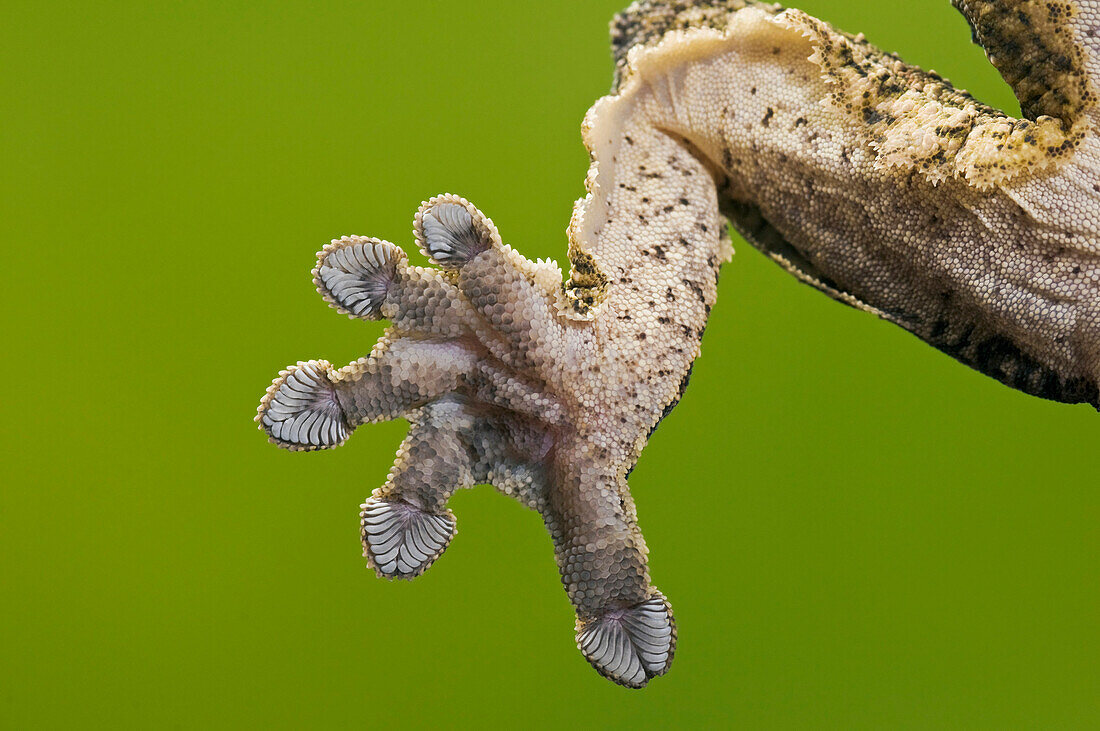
left=359, top=399, right=474, bottom=579
left=612, top=0, right=1100, bottom=404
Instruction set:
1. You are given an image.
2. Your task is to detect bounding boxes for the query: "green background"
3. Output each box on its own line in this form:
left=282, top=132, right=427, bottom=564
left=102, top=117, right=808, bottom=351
left=3, top=1, right=1098, bottom=727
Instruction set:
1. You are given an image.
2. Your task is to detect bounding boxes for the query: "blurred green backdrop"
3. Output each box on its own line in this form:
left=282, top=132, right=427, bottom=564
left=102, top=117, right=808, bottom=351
left=3, top=1, right=1098, bottom=728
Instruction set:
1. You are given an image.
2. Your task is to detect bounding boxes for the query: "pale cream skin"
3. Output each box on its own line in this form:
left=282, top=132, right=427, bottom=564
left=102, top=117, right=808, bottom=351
left=257, top=0, right=1100, bottom=688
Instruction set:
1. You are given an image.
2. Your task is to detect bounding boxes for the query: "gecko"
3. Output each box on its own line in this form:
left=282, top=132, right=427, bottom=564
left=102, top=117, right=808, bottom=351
left=256, top=0, right=1100, bottom=687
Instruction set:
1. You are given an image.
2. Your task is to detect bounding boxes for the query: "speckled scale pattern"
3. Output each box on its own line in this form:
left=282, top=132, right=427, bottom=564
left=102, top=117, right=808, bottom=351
left=612, top=0, right=1100, bottom=405
left=257, top=0, right=1100, bottom=688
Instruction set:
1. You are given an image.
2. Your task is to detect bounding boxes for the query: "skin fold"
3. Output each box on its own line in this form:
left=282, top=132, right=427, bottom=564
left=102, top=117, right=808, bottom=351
left=257, top=0, right=1100, bottom=688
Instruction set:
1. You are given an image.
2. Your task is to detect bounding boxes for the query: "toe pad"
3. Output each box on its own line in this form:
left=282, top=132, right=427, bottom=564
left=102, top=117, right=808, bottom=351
left=576, top=594, right=676, bottom=688
left=415, top=195, right=498, bottom=268
left=361, top=498, right=456, bottom=579
left=257, top=360, right=350, bottom=451
left=314, top=236, right=403, bottom=319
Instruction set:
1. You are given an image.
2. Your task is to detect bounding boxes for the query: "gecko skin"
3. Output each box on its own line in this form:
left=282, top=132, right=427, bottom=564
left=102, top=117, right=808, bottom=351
left=257, top=0, right=1100, bottom=687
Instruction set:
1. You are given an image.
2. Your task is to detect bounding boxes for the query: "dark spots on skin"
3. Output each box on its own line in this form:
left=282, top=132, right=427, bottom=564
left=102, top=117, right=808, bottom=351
left=762, top=107, right=775, bottom=127
left=684, top=280, right=706, bottom=303
left=573, top=253, right=598, bottom=275
left=637, top=332, right=647, bottom=340
left=679, top=197, right=690, bottom=206
left=624, top=135, right=634, bottom=145
left=794, top=116, right=808, bottom=127
left=861, top=107, right=884, bottom=124
left=750, top=86, right=757, bottom=95
left=657, top=316, right=671, bottom=324
left=722, top=148, right=735, bottom=170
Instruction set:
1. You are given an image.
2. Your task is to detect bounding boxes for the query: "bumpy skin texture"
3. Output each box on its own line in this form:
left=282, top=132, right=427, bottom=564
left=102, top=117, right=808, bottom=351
left=257, top=191, right=713, bottom=688
left=258, top=0, right=1100, bottom=688
left=612, top=0, right=1100, bottom=404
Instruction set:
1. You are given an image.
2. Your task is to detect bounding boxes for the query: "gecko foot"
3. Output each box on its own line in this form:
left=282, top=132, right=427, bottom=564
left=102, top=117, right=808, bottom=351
left=256, top=360, right=350, bottom=451
left=575, top=593, right=677, bottom=689
left=259, top=186, right=694, bottom=685
left=360, top=497, right=457, bottom=579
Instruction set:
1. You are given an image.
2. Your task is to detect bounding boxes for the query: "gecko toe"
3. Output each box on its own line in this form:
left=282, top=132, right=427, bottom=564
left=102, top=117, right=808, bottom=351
left=314, top=236, right=404, bottom=320
left=415, top=195, right=498, bottom=268
left=360, top=497, right=456, bottom=579
left=576, top=593, right=676, bottom=688
left=256, top=360, right=350, bottom=451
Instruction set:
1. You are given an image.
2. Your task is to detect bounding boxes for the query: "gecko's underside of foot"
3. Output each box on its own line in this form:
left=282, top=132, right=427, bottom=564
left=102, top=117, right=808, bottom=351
left=257, top=0, right=1100, bottom=687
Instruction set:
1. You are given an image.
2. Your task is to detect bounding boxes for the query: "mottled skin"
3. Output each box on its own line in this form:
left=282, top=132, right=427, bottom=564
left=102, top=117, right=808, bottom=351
left=613, top=0, right=1100, bottom=403
left=257, top=0, right=1100, bottom=687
